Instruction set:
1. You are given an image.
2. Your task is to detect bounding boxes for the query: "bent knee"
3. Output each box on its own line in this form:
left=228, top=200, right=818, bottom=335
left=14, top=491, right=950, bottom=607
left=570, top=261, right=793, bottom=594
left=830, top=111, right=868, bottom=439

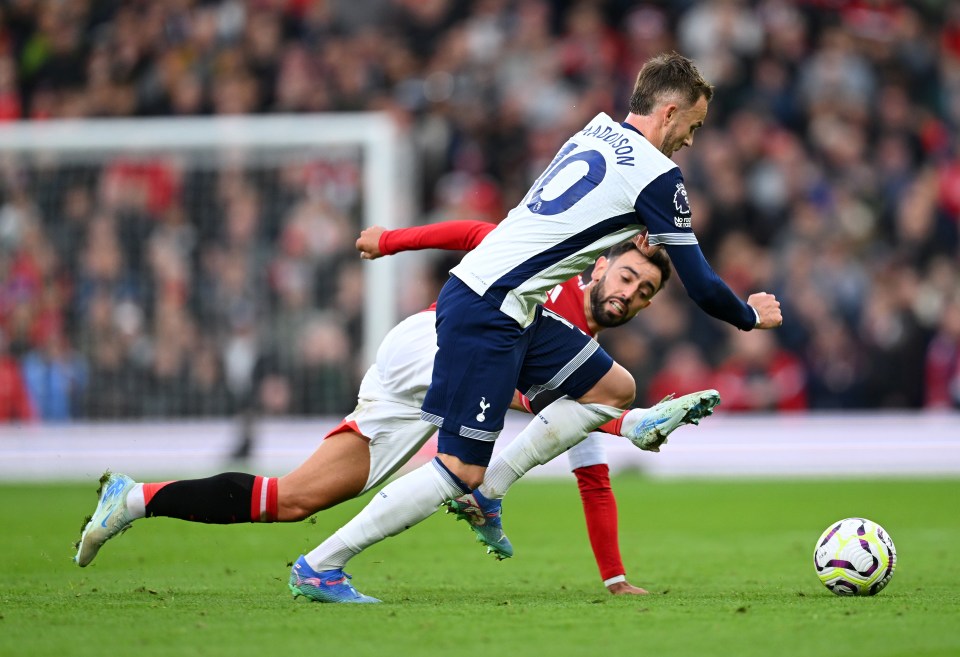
left=579, top=363, right=635, bottom=409
left=610, top=377, right=636, bottom=409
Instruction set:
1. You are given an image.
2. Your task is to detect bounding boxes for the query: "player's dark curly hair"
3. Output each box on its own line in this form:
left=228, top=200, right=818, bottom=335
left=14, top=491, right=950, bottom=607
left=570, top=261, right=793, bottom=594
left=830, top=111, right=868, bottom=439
left=629, top=52, right=714, bottom=116
left=605, top=239, right=672, bottom=291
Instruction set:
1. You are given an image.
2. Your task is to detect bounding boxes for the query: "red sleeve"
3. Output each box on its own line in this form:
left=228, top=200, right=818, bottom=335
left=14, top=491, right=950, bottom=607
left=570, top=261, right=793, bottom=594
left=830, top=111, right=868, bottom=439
left=378, top=220, right=497, bottom=256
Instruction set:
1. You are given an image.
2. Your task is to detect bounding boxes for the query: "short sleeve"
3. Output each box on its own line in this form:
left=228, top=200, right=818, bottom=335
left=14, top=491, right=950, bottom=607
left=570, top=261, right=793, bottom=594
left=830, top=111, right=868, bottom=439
left=633, top=168, right=699, bottom=247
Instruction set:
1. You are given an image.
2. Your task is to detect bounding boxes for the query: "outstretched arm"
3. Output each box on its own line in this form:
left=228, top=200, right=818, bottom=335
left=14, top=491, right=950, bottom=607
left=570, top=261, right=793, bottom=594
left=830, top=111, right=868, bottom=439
left=356, top=220, right=497, bottom=259
left=636, top=170, right=782, bottom=330
left=572, top=462, right=648, bottom=595
left=665, top=243, right=782, bottom=330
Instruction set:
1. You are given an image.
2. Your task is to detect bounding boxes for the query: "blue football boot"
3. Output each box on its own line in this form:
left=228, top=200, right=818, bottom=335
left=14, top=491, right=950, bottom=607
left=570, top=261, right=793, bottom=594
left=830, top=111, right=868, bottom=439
left=289, top=556, right=380, bottom=604
left=445, top=488, right=513, bottom=560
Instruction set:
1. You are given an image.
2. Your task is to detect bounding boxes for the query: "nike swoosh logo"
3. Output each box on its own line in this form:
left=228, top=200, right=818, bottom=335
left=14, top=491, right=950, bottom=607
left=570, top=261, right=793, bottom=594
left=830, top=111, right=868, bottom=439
left=100, top=504, right=116, bottom=528
left=638, top=416, right=668, bottom=432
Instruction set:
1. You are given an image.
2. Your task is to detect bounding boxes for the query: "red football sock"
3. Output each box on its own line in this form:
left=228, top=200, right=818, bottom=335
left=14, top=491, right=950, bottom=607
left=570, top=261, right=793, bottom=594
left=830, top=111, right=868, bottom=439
left=251, top=475, right=279, bottom=522
left=597, top=410, right=627, bottom=436
left=574, top=463, right=625, bottom=583
left=142, top=481, right=175, bottom=506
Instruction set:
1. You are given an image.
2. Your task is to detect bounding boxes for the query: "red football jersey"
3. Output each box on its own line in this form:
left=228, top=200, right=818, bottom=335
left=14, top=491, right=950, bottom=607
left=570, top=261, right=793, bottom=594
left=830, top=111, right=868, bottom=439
left=379, top=220, right=592, bottom=335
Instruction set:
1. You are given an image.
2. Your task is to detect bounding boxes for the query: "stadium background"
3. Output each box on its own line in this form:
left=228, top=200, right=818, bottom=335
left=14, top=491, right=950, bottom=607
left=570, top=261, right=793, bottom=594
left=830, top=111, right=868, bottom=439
left=0, top=1, right=958, bottom=442
left=1, top=6, right=957, bottom=654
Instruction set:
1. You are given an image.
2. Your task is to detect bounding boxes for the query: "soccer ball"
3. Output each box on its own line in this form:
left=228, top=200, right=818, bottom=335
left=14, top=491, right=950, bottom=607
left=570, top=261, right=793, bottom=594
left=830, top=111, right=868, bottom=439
left=813, top=517, right=897, bottom=596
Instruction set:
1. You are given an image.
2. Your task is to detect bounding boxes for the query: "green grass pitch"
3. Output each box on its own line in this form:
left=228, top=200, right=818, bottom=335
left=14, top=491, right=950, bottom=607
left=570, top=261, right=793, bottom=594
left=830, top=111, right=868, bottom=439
left=2, top=476, right=958, bottom=657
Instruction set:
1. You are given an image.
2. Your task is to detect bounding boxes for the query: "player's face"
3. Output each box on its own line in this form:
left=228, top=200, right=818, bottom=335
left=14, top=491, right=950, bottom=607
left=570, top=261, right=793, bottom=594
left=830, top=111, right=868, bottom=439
left=661, top=95, right=708, bottom=157
left=589, top=251, right=663, bottom=328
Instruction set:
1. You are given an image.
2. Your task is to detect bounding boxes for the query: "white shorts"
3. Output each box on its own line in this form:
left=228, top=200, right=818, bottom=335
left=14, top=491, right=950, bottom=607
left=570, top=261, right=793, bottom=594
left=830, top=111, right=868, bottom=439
left=325, top=308, right=610, bottom=490
left=566, top=432, right=609, bottom=471
left=327, top=311, right=439, bottom=494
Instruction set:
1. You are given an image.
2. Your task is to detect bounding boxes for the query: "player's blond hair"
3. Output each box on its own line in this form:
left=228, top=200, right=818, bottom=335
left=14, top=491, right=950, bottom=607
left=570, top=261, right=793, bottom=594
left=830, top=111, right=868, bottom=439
left=629, top=52, right=714, bottom=116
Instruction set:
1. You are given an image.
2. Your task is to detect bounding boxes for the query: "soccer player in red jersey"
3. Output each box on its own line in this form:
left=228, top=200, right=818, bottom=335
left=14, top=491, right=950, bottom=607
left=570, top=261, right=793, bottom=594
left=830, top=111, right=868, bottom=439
left=75, top=221, right=699, bottom=600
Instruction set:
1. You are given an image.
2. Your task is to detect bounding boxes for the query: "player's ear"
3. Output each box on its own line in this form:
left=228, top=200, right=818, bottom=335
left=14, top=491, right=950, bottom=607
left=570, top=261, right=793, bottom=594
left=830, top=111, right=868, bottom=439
left=663, top=103, right=678, bottom=126
left=592, top=256, right=608, bottom=281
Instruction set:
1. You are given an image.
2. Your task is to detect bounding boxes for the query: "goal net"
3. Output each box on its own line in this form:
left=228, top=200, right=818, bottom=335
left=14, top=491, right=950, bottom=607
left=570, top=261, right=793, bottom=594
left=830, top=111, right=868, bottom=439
left=0, top=113, right=410, bottom=421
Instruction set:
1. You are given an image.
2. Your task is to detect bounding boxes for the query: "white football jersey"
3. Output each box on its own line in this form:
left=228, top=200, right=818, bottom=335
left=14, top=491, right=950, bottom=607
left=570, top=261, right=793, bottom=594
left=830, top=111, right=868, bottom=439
left=451, top=112, right=697, bottom=327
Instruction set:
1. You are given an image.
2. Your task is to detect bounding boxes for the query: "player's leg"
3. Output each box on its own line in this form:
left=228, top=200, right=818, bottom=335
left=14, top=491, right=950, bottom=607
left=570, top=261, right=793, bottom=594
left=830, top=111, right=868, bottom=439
left=287, top=306, right=444, bottom=513
left=479, top=374, right=721, bottom=500
left=76, top=407, right=437, bottom=569
left=447, top=365, right=629, bottom=558
left=422, top=278, right=530, bottom=488
left=288, top=414, right=445, bottom=604
left=289, top=454, right=468, bottom=604
left=582, top=392, right=721, bottom=452
left=567, top=435, right=648, bottom=595
left=446, top=310, right=629, bottom=556
left=617, top=390, right=721, bottom=452
left=73, top=429, right=372, bottom=567
left=291, top=278, right=524, bottom=600
left=456, top=384, right=720, bottom=559
left=277, top=430, right=371, bottom=519
left=145, top=427, right=373, bottom=523
left=73, top=470, right=278, bottom=567
left=77, top=310, right=441, bottom=569
left=293, top=405, right=468, bottom=592
left=300, top=279, right=522, bottom=576
left=476, top=311, right=632, bottom=503
left=280, top=397, right=439, bottom=520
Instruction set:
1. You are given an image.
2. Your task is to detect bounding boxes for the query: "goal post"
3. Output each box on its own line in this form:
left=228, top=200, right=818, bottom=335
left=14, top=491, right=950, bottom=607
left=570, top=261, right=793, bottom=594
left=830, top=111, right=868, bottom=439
left=0, top=112, right=413, bottom=371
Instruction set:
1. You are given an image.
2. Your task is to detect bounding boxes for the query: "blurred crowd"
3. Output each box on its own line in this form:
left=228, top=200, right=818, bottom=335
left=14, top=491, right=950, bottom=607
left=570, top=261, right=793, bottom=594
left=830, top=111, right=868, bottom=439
left=1, top=0, right=959, bottom=423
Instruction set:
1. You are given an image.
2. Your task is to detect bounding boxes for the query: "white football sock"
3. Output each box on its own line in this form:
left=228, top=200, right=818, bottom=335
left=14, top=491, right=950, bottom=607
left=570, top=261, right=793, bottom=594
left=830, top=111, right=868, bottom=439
left=617, top=406, right=649, bottom=437
left=125, top=483, right=146, bottom=520
left=479, top=399, right=623, bottom=500
left=305, top=458, right=467, bottom=572
left=304, top=535, right=355, bottom=573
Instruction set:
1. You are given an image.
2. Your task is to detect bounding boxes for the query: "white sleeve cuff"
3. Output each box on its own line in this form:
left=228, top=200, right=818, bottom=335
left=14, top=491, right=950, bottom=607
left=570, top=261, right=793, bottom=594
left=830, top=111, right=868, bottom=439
left=750, top=304, right=761, bottom=328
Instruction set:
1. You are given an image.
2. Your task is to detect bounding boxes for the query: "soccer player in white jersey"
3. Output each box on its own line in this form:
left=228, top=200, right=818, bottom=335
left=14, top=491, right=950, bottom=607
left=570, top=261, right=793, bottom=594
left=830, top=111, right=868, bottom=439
left=359, top=220, right=683, bottom=594
left=74, top=223, right=700, bottom=599
left=289, top=52, right=782, bottom=602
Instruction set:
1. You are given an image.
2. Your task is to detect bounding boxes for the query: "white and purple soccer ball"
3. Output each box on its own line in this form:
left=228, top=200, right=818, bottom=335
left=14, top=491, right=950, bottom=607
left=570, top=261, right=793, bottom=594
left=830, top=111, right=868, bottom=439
left=813, top=517, right=897, bottom=596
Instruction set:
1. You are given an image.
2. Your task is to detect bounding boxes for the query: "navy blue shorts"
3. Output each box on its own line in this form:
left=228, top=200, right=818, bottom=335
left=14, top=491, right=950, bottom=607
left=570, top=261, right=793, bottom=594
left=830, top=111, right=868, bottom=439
left=420, top=276, right=614, bottom=466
